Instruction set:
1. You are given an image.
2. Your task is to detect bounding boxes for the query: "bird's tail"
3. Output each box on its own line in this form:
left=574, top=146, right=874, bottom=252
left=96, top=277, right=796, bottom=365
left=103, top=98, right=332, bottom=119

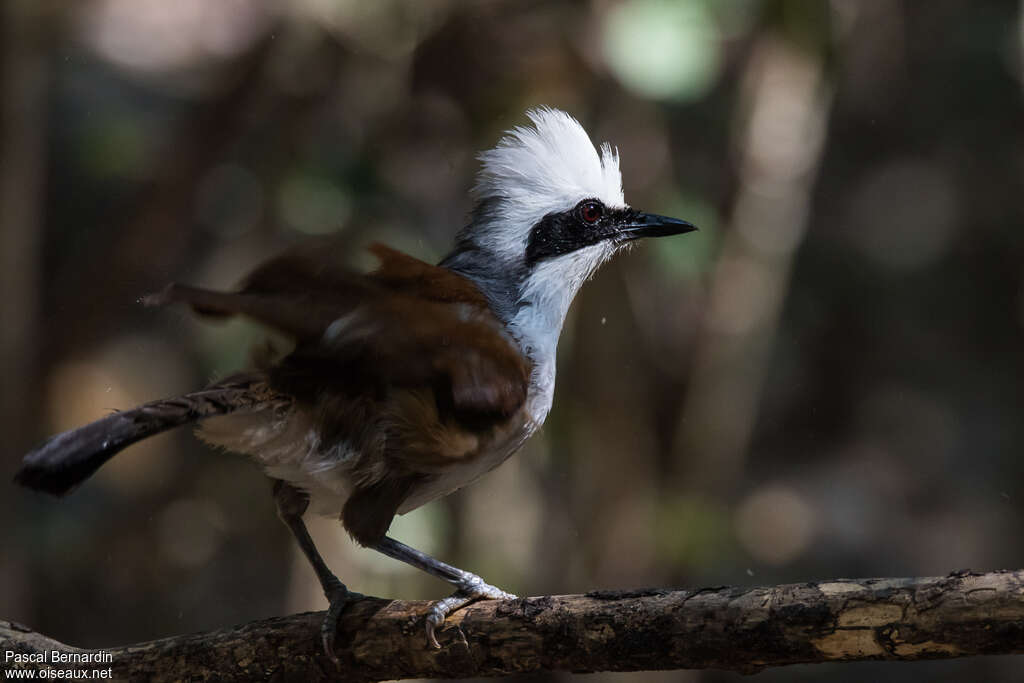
left=14, top=375, right=276, bottom=497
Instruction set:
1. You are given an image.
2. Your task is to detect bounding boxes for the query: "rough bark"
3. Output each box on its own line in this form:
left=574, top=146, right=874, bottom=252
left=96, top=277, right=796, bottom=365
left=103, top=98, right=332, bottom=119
left=3, top=569, right=1023, bottom=681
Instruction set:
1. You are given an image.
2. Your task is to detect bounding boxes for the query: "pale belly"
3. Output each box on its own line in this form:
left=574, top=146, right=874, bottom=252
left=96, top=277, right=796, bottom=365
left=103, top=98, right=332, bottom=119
left=198, top=392, right=546, bottom=518
left=198, top=408, right=358, bottom=516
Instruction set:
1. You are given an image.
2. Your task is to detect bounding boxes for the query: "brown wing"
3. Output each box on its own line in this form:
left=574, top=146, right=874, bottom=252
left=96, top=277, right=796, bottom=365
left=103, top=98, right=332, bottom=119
left=151, top=240, right=531, bottom=547
left=367, top=243, right=493, bottom=308
left=145, top=238, right=377, bottom=340
left=149, top=239, right=530, bottom=422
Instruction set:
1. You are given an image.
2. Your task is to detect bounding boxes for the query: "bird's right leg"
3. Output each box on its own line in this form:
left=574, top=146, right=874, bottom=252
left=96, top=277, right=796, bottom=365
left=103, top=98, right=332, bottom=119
left=372, top=535, right=515, bottom=648
left=272, top=480, right=361, bottom=665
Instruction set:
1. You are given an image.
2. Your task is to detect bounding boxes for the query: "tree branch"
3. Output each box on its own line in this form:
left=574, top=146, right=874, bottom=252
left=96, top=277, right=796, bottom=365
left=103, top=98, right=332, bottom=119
left=3, top=569, right=1023, bottom=681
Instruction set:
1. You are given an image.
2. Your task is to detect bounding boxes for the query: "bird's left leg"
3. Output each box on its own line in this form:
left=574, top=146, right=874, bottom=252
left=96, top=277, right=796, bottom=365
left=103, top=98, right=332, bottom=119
left=273, top=480, right=362, bottom=664
left=372, top=535, right=515, bottom=648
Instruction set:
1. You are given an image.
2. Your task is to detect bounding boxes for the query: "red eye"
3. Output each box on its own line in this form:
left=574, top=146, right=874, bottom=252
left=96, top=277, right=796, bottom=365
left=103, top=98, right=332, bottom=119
left=580, top=201, right=603, bottom=224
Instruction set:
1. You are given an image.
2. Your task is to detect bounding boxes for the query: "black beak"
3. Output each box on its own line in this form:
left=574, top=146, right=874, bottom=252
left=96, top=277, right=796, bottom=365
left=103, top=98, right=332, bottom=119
left=617, top=212, right=698, bottom=240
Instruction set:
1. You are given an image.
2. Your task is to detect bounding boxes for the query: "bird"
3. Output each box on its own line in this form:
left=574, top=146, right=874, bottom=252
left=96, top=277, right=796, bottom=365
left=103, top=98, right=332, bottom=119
left=14, top=107, right=696, bottom=662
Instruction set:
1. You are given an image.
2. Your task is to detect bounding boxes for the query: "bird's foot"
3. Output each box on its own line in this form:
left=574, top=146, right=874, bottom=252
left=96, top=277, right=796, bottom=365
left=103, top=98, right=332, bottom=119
left=320, top=577, right=363, bottom=666
left=425, top=577, right=515, bottom=648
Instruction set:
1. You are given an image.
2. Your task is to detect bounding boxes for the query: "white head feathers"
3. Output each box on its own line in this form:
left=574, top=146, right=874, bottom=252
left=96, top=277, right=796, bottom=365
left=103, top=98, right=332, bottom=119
left=471, top=108, right=626, bottom=260
left=441, top=108, right=634, bottom=397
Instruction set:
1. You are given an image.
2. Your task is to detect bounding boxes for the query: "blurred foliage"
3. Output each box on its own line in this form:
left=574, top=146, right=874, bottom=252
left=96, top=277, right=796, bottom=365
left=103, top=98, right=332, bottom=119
left=2, top=1, right=1024, bottom=681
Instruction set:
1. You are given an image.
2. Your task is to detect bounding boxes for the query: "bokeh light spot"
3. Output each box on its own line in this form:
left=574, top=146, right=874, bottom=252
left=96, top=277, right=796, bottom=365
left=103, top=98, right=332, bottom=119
left=158, top=498, right=227, bottom=568
left=734, top=484, right=815, bottom=566
left=278, top=174, right=351, bottom=235
left=845, top=159, right=960, bottom=270
left=602, top=0, right=722, bottom=102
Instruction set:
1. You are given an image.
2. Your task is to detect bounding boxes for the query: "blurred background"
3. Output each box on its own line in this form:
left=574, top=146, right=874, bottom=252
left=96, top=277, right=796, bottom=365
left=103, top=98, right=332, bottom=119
left=2, top=0, right=1024, bottom=681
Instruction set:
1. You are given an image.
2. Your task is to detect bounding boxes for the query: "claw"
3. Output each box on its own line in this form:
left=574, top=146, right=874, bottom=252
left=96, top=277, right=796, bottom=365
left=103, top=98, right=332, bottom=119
left=322, top=629, right=340, bottom=668
left=368, top=537, right=515, bottom=649
left=425, top=612, right=443, bottom=649
left=320, top=580, right=359, bottom=667
left=422, top=584, right=515, bottom=649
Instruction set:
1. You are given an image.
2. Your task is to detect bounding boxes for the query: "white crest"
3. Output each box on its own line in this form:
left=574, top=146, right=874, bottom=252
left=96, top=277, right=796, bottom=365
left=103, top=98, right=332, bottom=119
left=472, top=107, right=625, bottom=260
